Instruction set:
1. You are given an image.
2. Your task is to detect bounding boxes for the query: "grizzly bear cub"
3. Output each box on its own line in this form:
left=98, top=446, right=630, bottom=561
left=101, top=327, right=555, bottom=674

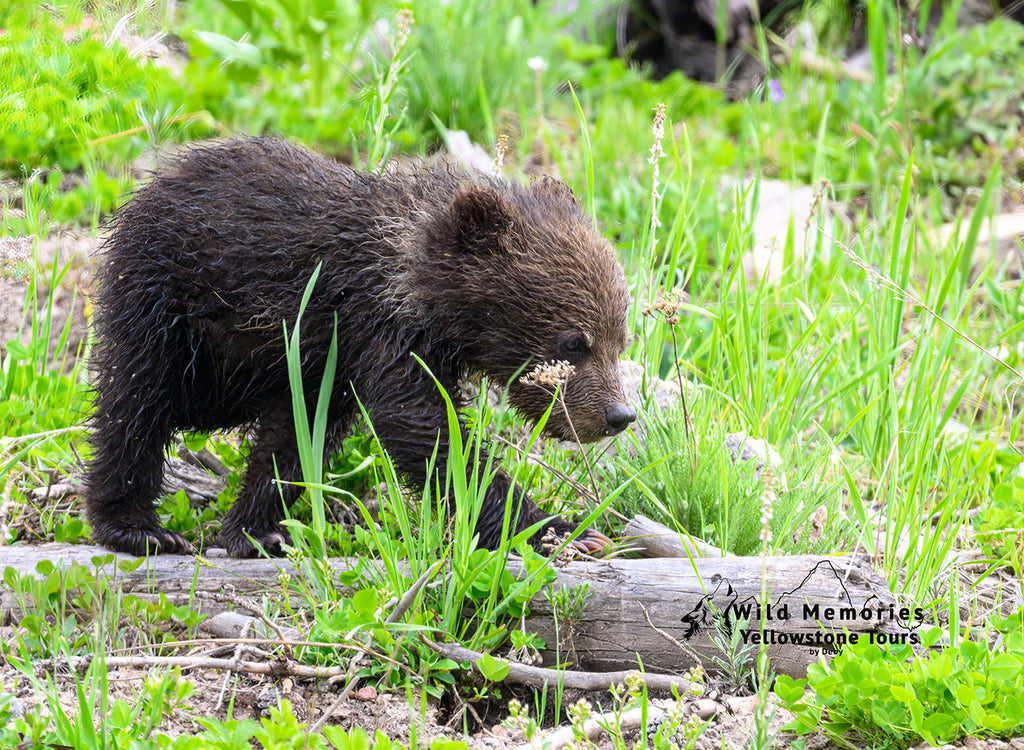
left=84, top=137, right=636, bottom=558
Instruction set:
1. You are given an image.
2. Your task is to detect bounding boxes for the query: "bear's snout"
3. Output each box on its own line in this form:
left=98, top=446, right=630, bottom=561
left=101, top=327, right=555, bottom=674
left=603, top=402, right=637, bottom=435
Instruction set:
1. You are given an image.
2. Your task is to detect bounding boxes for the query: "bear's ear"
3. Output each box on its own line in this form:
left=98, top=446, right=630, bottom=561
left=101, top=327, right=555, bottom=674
left=447, top=185, right=513, bottom=254
left=530, top=176, right=576, bottom=204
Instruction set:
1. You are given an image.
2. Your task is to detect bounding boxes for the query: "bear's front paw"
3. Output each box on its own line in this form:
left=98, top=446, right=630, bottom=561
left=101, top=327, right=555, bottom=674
left=221, top=526, right=292, bottom=558
left=536, top=521, right=612, bottom=557
left=92, top=522, right=193, bottom=557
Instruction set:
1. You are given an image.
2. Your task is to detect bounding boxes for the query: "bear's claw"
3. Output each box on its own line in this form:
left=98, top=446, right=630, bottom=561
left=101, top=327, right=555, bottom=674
left=92, top=524, right=192, bottom=556
left=537, top=521, right=612, bottom=556
left=570, top=528, right=613, bottom=556
left=221, top=527, right=292, bottom=559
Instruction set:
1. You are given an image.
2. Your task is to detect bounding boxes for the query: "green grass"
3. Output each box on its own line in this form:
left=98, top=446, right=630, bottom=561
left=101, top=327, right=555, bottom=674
left=0, top=0, right=210, bottom=181
left=1, top=234, right=92, bottom=545
left=3, top=0, right=1024, bottom=745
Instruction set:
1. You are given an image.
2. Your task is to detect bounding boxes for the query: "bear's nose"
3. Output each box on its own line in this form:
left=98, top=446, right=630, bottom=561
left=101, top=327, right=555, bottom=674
left=604, top=403, right=637, bottom=434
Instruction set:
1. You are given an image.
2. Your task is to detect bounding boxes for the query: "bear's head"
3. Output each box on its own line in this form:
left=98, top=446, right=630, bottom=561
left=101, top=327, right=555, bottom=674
left=406, top=175, right=636, bottom=443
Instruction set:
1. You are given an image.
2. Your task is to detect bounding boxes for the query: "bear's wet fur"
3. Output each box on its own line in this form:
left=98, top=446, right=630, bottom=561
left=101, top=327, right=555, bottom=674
left=84, top=137, right=636, bottom=557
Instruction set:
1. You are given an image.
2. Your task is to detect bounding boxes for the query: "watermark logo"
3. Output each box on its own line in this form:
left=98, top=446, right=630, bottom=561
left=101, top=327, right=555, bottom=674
left=680, top=560, right=924, bottom=657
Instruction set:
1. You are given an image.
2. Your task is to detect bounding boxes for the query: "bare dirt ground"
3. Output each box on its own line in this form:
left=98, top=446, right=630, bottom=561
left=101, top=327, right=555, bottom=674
left=0, top=652, right=812, bottom=749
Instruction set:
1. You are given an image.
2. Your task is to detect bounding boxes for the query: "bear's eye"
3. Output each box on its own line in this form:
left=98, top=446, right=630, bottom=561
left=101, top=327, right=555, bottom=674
left=557, top=332, right=590, bottom=363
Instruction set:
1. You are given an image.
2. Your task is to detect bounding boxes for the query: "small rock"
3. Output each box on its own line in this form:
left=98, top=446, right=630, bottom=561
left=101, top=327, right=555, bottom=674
left=723, top=431, right=784, bottom=485
left=352, top=686, right=377, bottom=701
left=488, top=724, right=511, bottom=740
left=442, top=129, right=494, bottom=175
left=937, top=207, right=1024, bottom=281
left=252, top=685, right=279, bottom=716
left=253, top=683, right=309, bottom=722
left=965, top=740, right=1008, bottom=750
left=692, top=698, right=719, bottom=720
left=0, top=693, right=24, bottom=720
left=644, top=712, right=667, bottom=736
left=731, top=178, right=837, bottom=285
left=725, top=694, right=762, bottom=713
left=620, top=359, right=696, bottom=415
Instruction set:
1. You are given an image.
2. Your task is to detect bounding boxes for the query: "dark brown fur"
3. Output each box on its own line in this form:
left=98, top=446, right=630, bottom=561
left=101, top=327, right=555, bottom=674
left=84, top=137, right=635, bottom=557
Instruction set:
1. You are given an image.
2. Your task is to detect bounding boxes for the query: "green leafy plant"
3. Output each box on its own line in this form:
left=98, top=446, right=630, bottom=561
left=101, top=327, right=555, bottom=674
left=974, top=475, right=1024, bottom=577
left=903, top=18, right=1024, bottom=204
left=775, top=618, right=1024, bottom=749
left=2, top=558, right=202, bottom=660
left=707, top=614, right=758, bottom=694
left=150, top=433, right=248, bottom=547
left=196, top=0, right=375, bottom=110
left=186, top=0, right=395, bottom=154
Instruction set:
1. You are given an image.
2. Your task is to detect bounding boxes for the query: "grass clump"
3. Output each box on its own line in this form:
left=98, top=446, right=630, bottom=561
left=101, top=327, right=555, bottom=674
left=615, top=400, right=843, bottom=557
left=1, top=240, right=92, bottom=545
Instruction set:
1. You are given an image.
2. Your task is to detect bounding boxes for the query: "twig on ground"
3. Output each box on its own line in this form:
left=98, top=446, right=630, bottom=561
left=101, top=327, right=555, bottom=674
left=67, top=653, right=348, bottom=679
left=421, top=637, right=694, bottom=693
left=112, top=636, right=359, bottom=653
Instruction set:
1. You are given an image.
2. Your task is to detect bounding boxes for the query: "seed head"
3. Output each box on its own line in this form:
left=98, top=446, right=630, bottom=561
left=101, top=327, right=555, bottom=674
left=568, top=698, right=592, bottom=723
left=642, top=289, right=683, bottom=323
left=520, top=360, right=575, bottom=390
left=649, top=103, right=667, bottom=164
left=395, top=9, right=413, bottom=50
left=648, top=103, right=668, bottom=235
left=493, top=134, right=509, bottom=177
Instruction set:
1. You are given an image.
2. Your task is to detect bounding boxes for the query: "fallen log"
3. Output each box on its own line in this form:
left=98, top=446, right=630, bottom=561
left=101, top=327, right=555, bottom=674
left=1, top=543, right=911, bottom=679
left=620, top=515, right=734, bottom=558
left=519, top=553, right=913, bottom=679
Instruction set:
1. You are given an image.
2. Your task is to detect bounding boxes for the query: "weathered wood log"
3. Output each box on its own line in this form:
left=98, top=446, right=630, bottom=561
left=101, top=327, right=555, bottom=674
left=1, top=543, right=911, bottom=679
left=520, top=554, right=913, bottom=679
left=159, top=454, right=227, bottom=503
left=621, top=515, right=734, bottom=558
